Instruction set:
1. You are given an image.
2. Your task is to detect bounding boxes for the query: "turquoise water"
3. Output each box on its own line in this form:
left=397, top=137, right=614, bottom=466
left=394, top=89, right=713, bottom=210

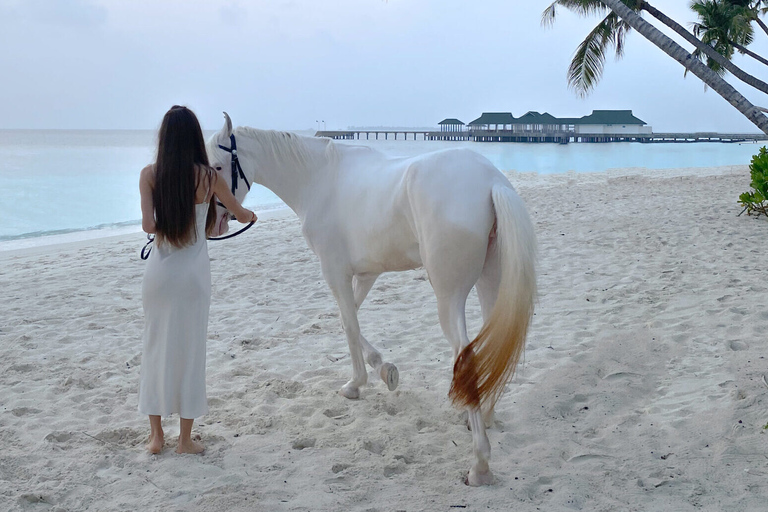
left=0, top=129, right=760, bottom=247
left=334, top=135, right=759, bottom=174
left=0, top=130, right=283, bottom=244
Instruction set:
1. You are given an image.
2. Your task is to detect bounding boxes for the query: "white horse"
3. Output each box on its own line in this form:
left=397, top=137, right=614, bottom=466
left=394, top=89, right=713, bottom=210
left=207, top=113, right=536, bottom=486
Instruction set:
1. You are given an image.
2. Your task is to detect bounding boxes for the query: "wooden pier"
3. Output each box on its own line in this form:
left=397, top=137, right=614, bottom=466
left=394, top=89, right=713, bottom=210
left=314, top=130, right=768, bottom=144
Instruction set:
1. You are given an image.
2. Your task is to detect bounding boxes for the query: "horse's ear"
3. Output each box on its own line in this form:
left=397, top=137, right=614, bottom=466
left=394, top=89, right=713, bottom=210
left=222, top=112, right=233, bottom=137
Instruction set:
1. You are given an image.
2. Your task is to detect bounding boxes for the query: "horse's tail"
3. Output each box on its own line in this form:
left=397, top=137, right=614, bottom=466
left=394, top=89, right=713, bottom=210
left=449, top=184, right=536, bottom=410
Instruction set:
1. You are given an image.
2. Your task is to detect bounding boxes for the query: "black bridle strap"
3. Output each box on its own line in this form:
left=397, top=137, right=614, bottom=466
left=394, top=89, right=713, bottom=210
left=140, top=234, right=154, bottom=260
left=211, top=132, right=256, bottom=240
left=140, top=217, right=256, bottom=259
left=207, top=220, right=255, bottom=241
left=217, top=133, right=251, bottom=198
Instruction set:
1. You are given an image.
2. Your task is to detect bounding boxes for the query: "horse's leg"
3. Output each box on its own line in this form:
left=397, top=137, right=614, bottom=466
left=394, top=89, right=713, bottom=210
left=353, top=274, right=399, bottom=391
left=435, top=292, right=493, bottom=485
left=322, top=267, right=367, bottom=399
left=475, top=237, right=501, bottom=427
left=428, top=259, right=493, bottom=486
left=352, top=274, right=378, bottom=310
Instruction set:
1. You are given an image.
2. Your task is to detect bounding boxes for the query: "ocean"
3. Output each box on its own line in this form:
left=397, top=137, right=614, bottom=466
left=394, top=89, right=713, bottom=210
left=0, top=128, right=761, bottom=251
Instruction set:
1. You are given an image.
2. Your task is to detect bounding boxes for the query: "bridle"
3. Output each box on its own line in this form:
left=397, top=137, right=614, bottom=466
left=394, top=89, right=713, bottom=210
left=215, top=133, right=251, bottom=210
left=207, top=132, right=256, bottom=241
left=140, top=132, right=255, bottom=260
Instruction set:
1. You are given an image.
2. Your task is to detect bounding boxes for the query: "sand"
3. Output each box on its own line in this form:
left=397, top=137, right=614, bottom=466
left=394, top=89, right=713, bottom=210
left=1, top=165, right=767, bottom=511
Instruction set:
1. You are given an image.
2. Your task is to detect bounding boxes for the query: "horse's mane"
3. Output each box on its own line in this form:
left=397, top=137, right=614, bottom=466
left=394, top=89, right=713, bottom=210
left=236, top=127, right=339, bottom=177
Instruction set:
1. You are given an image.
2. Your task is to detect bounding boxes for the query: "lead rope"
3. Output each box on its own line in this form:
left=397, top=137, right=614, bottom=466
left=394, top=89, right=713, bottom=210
left=140, top=234, right=154, bottom=260
left=140, top=217, right=255, bottom=260
left=140, top=133, right=254, bottom=260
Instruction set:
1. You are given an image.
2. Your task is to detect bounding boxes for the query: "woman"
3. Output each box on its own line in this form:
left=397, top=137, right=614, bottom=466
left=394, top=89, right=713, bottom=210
left=138, top=105, right=256, bottom=454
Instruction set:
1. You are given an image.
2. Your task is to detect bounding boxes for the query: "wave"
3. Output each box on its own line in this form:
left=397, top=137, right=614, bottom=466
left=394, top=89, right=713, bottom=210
left=0, top=220, right=143, bottom=243
left=0, top=202, right=290, bottom=250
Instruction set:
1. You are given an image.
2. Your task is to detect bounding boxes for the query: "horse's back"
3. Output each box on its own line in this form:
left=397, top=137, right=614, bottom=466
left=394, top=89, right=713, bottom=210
left=404, top=148, right=509, bottom=234
left=313, top=147, right=511, bottom=275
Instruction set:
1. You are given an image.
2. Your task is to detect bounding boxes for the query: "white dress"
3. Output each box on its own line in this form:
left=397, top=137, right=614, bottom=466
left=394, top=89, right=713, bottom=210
left=138, top=202, right=210, bottom=418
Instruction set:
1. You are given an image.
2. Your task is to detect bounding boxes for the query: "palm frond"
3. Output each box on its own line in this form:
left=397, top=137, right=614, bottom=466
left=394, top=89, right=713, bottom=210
left=545, top=0, right=644, bottom=95
left=541, top=2, right=559, bottom=27
left=568, top=17, right=617, bottom=96
left=555, top=0, right=610, bottom=17
left=613, top=16, right=633, bottom=58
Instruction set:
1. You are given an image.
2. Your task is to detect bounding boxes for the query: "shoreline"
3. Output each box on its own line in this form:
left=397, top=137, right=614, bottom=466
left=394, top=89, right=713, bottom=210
left=0, top=205, right=294, bottom=257
left=0, top=164, right=750, bottom=256
left=1, top=164, right=766, bottom=510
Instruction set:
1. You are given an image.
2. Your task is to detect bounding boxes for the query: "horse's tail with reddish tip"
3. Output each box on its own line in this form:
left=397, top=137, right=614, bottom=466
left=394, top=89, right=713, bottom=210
left=449, top=184, right=536, bottom=410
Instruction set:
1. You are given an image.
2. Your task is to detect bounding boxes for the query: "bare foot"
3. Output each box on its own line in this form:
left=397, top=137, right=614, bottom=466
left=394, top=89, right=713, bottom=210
left=175, top=437, right=205, bottom=454
left=147, top=432, right=164, bottom=454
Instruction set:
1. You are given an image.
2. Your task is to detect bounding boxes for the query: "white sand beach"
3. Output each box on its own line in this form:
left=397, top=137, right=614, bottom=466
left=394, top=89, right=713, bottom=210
left=1, top=165, right=767, bottom=511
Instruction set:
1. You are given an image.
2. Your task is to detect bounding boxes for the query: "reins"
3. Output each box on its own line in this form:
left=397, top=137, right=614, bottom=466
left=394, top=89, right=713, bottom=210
left=140, top=133, right=255, bottom=260
left=206, top=219, right=255, bottom=241
left=207, top=132, right=255, bottom=241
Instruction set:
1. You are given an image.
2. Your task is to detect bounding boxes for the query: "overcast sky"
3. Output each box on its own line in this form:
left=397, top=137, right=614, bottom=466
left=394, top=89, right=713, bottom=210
left=1, top=0, right=767, bottom=132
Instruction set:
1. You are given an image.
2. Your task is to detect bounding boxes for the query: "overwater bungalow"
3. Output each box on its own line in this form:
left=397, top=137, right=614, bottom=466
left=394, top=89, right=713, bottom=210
left=467, top=112, right=517, bottom=131
left=438, top=118, right=465, bottom=132
left=315, top=109, right=766, bottom=143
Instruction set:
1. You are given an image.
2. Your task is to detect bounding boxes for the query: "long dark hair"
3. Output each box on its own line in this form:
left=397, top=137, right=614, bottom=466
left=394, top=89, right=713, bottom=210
left=153, top=105, right=216, bottom=247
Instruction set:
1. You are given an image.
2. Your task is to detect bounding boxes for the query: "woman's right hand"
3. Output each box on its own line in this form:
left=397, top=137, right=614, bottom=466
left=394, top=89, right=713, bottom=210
left=212, top=170, right=257, bottom=224
left=235, top=209, right=257, bottom=224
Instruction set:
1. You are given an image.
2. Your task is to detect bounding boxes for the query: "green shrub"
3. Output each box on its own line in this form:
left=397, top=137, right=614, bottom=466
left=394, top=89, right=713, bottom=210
left=739, top=146, right=768, bottom=218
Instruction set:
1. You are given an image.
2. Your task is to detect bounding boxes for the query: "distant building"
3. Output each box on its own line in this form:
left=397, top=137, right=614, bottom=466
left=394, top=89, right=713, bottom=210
left=514, top=111, right=564, bottom=133
left=438, top=118, right=465, bottom=132
left=574, top=110, right=651, bottom=135
left=467, top=112, right=517, bottom=131
left=462, top=109, right=650, bottom=135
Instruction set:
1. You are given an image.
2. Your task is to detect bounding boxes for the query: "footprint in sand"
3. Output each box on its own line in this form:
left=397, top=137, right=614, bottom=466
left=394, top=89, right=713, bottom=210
left=291, top=437, right=316, bottom=450
left=728, top=340, right=749, bottom=351
left=362, top=439, right=385, bottom=455
left=383, top=463, right=407, bottom=477
left=331, top=462, right=351, bottom=474
left=11, top=407, right=41, bottom=417
left=45, top=431, right=73, bottom=444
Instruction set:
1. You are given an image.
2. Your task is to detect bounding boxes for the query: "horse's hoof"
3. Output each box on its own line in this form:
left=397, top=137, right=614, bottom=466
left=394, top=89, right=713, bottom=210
left=380, top=363, right=399, bottom=391
left=466, top=467, right=494, bottom=486
left=339, top=383, right=360, bottom=399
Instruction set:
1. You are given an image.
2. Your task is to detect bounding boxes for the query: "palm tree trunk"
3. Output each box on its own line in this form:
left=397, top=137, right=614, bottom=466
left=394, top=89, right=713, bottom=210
left=641, top=1, right=768, bottom=95
left=731, top=39, right=768, bottom=66
left=754, top=15, right=768, bottom=37
left=600, top=0, right=768, bottom=135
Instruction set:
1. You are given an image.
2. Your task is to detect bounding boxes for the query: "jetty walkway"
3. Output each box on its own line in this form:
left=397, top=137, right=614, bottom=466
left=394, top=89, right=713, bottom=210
left=314, top=130, right=768, bottom=144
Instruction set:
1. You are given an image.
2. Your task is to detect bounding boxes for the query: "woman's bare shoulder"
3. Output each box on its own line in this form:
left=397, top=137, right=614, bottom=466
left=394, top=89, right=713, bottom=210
left=139, top=164, right=155, bottom=184
left=140, top=164, right=156, bottom=180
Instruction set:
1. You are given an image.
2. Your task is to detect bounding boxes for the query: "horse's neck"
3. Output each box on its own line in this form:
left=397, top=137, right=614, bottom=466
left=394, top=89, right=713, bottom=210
left=239, top=129, right=336, bottom=217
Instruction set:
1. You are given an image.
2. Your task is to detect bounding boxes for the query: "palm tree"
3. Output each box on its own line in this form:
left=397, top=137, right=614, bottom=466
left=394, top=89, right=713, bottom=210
left=600, top=0, right=768, bottom=133
left=691, top=0, right=768, bottom=67
left=543, top=0, right=768, bottom=95
left=740, top=0, right=768, bottom=37
left=544, top=0, right=768, bottom=134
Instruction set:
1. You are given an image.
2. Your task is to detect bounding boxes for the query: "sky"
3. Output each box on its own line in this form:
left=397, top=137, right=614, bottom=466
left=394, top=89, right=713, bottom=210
left=1, top=0, right=767, bottom=133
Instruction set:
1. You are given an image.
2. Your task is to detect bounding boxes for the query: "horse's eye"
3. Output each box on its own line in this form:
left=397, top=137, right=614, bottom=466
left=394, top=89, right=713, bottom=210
left=215, top=166, right=222, bottom=171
